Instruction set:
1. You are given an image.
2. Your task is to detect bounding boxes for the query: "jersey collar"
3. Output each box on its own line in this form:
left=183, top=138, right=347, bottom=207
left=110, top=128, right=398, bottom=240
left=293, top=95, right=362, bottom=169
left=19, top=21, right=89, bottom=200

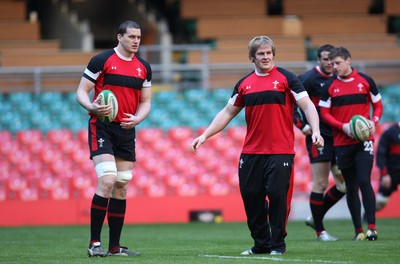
left=114, top=47, right=134, bottom=61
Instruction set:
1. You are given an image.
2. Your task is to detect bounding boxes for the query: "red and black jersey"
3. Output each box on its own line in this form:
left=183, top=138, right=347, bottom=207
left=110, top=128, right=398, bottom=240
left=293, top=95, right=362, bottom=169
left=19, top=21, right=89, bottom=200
left=83, top=48, right=152, bottom=123
left=294, top=66, right=334, bottom=137
left=229, top=66, right=308, bottom=154
left=376, top=122, right=400, bottom=175
left=319, top=69, right=383, bottom=146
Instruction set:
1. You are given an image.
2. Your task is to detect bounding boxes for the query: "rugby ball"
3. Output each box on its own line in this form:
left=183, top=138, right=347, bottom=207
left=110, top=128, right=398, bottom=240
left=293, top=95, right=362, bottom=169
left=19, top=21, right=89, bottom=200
left=349, top=115, right=371, bottom=142
left=96, top=90, right=118, bottom=123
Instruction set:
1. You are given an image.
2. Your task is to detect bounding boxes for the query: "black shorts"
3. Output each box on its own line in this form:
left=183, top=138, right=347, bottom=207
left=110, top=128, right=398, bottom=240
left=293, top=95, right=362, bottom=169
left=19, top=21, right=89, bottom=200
left=334, top=141, right=374, bottom=171
left=306, top=135, right=336, bottom=164
left=88, top=118, right=136, bottom=162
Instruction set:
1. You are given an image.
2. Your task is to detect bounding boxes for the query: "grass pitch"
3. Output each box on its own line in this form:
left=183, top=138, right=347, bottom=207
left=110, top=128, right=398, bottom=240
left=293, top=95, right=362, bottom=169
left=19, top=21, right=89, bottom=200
left=1, top=218, right=399, bottom=264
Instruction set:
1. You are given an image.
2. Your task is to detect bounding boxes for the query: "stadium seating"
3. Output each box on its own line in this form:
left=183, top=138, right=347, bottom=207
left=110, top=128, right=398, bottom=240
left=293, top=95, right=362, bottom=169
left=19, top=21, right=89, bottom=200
left=0, top=79, right=396, bottom=201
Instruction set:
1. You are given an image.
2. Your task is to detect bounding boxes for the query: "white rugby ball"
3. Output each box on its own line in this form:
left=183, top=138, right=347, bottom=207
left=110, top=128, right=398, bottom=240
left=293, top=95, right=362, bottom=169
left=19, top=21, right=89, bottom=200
left=96, top=90, right=118, bottom=123
left=349, top=115, right=371, bottom=142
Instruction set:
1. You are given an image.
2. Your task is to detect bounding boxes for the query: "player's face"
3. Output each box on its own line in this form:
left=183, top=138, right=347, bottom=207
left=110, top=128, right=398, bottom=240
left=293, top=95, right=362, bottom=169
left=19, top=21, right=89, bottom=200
left=318, top=51, right=333, bottom=75
left=331, top=56, right=352, bottom=77
left=252, top=45, right=275, bottom=73
left=118, top=27, right=141, bottom=56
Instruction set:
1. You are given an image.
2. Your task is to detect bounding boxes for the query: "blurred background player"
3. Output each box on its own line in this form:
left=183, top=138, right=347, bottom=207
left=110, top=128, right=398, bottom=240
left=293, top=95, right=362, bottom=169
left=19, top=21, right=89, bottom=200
left=375, top=121, right=400, bottom=211
left=319, top=47, right=383, bottom=241
left=76, top=21, right=152, bottom=257
left=294, top=44, right=346, bottom=241
left=191, top=36, right=323, bottom=255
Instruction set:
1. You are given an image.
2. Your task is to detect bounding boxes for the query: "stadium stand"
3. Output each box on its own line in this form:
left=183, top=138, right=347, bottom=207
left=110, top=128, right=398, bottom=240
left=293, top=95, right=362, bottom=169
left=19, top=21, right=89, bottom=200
left=283, top=0, right=372, bottom=15
left=180, top=0, right=267, bottom=18
left=385, top=0, right=400, bottom=15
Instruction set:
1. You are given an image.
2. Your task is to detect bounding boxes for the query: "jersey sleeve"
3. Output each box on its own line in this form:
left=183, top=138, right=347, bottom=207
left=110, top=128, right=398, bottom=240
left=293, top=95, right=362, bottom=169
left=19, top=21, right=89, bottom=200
left=138, top=56, right=152, bottom=88
left=83, top=51, right=109, bottom=83
left=318, top=79, right=344, bottom=130
left=228, top=77, right=246, bottom=107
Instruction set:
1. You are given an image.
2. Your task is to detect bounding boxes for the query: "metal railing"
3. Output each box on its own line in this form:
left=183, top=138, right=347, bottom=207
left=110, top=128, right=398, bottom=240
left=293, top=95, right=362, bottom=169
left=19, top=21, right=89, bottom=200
left=0, top=44, right=399, bottom=94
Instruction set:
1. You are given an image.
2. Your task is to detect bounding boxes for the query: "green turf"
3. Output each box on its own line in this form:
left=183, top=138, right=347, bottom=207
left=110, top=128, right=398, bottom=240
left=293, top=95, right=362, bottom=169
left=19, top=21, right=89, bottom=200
left=1, top=219, right=399, bottom=263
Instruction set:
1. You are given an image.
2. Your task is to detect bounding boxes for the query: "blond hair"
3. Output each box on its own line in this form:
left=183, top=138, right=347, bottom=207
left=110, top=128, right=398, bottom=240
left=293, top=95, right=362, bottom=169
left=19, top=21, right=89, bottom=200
left=248, top=36, right=275, bottom=60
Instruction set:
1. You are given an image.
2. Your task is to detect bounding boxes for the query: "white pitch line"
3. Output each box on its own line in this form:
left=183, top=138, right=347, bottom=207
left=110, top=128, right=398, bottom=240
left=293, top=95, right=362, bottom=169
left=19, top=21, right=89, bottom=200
left=199, top=254, right=353, bottom=263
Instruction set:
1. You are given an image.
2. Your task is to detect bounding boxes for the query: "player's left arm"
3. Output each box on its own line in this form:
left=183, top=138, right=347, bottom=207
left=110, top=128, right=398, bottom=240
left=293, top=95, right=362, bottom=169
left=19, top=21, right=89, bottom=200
left=363, top=73, right=383, bottom=133
left=121, top=87, right=151, bottom=129
left=297, top=96, right=324, bottom=147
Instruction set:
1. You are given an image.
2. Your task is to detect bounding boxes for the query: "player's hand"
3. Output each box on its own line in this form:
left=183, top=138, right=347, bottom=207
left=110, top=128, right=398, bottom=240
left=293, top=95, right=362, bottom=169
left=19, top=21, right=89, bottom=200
left=91, top=100, right=111, bottom=117
left=191, top=135, right=206, bottom=154
left=381, top=174, right=391, bottom=189
left=367, top=119, right=376, bottom=134
left=312, top=133, right=324, bottom=148
left=342, top=123, right=353, bottom=138
left=120, top=113, right=140, bottom=129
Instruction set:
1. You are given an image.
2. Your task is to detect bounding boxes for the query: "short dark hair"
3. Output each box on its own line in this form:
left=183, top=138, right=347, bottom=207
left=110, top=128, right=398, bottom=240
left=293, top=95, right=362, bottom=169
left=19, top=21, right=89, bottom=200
left=118, top=21, right=140, bottom=35
left=317, top=44, right=334, bottom=59
left=328, top=46, right=352, bottom=60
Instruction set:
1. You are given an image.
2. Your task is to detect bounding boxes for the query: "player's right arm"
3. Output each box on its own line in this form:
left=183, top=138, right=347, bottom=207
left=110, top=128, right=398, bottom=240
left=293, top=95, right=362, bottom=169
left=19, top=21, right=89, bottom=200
left=191, top=103, right=242, bottom=154
left=76, top=77, right=111, bottom=116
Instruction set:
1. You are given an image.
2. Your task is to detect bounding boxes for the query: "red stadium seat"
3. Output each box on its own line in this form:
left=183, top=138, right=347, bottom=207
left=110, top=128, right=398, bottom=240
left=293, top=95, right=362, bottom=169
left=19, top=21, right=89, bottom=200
left=202, top=156, right=220, bottom=171
left=39, top=148, right=62, bottom=164
left=134, top=173, right=156, bottom=188
left=50, top=186, right=70, bottom=200
left=209, top=136, right=235, bottom=152
left=7, top=177, right=27, bottom=200
left=136, top=127, right=164, bottom=144
left=150, top=137, right=173, bottom=154
left=215, top=164, right=235, bottom=178
left=19, top=187, right=39, bottom=201
left=69, top=147, right=89, bottom=163
left=208, top=181, right=230, bottom=196
left=47, top=159, right=73, bottom=176
left=175, top=137, right=194, bottom=151
left=16, top=129, right=43, bottom=145
left=76, top=159, right=95, bottom=174
left=226, top=126, right=246, bottom=143
left=0, top=160, right=10, bottom=177
left=219, top=145, right=241, bottom=163
left=140, top=157, right=161, bottom=173
left=225, top=171, right=239, bottom=191
left=70, top=175, right=92, bottom=198
left=144, top=183, right=167, bottom=197
left=160, top=147, right=184, bottom=161
left=16, top=159, right=42, bottom=175
left=59, top=139, right=82, bottom=154
left=0, top=140, right=19, bottom=156
left=38, top=175, right=61, bottom=199
left=126, top=184, right=141, bottom=198
left=81, top=185, right=96, bottom=200
left=176, top=182, right=199, bottom=196
left=170, top=156, right=196, bottom=172
left=0, top=186, right=6, bottom=201
left=168, top=127, right=193, bottom=141
left=47, top=129, right=73, bottom=145
left=7, top=149, right=30, bottom=165
left=164, top=172, right=186, bottom=188
left=76, top=129, right=88, bottom=145
left=27, top=140, right=52, bottom=156
left=0, top=130, right=13, bottom=142
left=196, top=172, right=217, bottom=187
